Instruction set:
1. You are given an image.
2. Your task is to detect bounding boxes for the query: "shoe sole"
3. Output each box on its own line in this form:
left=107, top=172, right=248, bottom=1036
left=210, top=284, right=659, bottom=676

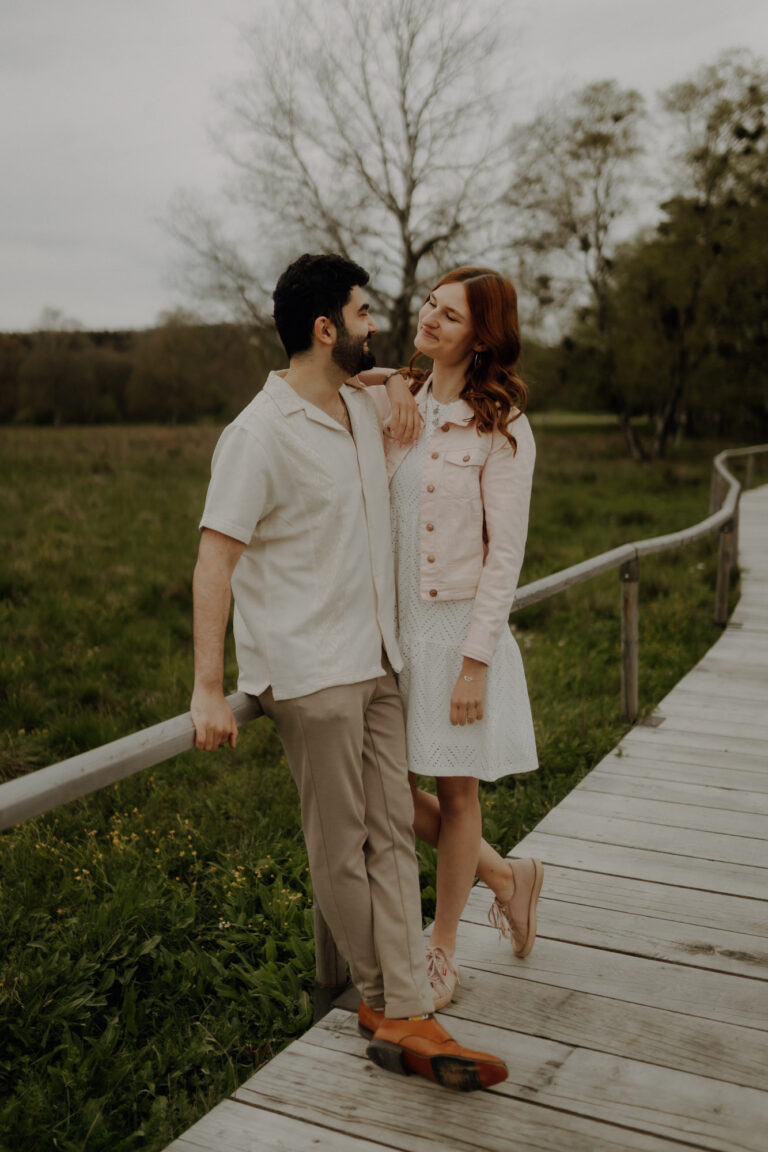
left=366, top=1038, right=506, bottom=1091
left=515, top=858, right=544, bottom=959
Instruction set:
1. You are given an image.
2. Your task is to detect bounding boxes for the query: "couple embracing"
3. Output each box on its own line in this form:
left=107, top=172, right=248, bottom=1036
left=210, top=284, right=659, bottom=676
left=190, top=253, right=542, bottom=1092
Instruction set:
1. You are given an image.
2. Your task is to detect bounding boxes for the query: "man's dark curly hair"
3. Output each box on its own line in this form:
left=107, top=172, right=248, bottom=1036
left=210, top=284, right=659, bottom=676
left=272, top=253, right=370, bottom=358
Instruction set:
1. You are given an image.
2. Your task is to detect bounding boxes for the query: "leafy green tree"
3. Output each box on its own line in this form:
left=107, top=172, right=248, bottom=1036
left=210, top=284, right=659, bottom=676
left=506, top=80, right=647, bottom=455
left=609, top=50, right=768, bottom=457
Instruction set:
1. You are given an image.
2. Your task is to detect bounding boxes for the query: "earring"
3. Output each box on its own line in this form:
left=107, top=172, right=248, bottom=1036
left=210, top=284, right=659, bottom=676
left=473, top=350, right=481, bottom=370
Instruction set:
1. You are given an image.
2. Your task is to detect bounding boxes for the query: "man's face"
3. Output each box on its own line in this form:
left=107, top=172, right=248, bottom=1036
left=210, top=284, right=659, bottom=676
left=331, top=284, right=378, bottom=375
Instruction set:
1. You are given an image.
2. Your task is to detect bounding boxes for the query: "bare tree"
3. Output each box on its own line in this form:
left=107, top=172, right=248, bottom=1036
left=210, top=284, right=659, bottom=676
left=169, top=0, right=514, bottom=358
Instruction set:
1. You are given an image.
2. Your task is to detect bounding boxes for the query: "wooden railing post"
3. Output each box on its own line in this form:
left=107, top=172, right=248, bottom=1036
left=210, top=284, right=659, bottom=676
left=313, top=905, right=348, bottom=1020
left=620, top=556, right=640, bottom=723
left=709, top=465, right=729, bottom=514
left=745, top=454, right=754, bottom=491
left=715, top=516, right=736, bottom=626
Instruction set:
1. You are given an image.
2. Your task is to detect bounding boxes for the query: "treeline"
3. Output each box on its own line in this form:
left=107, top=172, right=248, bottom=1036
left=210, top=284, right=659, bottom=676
left=0, top=314, right=284, bottom=426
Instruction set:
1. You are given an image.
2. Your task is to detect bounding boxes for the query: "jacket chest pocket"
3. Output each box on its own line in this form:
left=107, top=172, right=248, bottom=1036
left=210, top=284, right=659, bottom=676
left=442, top=449, right=484, bottom=499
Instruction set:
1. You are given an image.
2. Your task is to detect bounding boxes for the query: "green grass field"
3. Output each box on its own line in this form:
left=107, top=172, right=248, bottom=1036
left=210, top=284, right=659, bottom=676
left=0, top=422, right=753, bottom=1152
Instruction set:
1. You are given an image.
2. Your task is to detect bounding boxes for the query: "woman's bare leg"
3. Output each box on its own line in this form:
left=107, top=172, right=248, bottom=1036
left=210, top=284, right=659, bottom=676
left=410, top=775, right=515, bottom=902
left=423, top=776, right=480, bottom=955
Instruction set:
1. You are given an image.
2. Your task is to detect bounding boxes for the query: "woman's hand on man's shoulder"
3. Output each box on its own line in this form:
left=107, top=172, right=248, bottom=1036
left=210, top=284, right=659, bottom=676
left=384, top=372, right=422, bottom=446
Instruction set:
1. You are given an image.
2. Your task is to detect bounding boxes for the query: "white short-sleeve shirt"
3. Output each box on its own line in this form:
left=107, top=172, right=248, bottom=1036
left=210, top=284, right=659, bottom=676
left=200, top=371, right=401, bottom=700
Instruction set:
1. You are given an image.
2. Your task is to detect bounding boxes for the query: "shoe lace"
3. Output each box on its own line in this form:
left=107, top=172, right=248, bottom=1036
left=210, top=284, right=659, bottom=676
left=488, top=897, right=512, bottom=939
left=426, top=945, right=458, bottom=987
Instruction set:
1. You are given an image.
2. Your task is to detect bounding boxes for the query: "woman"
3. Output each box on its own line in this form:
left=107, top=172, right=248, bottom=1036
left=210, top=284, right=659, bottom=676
left=364, top=266, right=542, bottom=1010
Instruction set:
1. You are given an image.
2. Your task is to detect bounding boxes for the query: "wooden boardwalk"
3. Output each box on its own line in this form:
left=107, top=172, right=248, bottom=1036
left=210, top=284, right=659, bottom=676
left=167, top=486, right=768, bottom=1152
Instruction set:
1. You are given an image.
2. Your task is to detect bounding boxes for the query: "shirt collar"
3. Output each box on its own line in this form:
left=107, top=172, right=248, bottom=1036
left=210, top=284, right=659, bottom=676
left=264, top=370, right=361, bottom=432
left=263, top=370, right=306, bottom=415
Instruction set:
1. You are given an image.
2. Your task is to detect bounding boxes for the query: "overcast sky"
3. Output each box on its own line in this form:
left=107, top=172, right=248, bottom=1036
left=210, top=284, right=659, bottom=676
left=2, top=0, right=767, bottom=332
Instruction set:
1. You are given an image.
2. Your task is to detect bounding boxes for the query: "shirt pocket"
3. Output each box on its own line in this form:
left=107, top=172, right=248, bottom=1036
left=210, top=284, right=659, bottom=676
left=442, top=449, right=484, bottom=500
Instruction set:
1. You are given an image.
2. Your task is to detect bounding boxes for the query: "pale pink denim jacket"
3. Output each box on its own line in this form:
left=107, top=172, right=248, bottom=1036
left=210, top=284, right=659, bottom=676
left=367, top=380, right=536, bottom=664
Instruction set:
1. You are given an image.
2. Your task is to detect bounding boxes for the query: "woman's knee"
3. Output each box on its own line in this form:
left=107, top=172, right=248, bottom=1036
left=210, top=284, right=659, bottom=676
left=435, top=777, right=479, bottom=818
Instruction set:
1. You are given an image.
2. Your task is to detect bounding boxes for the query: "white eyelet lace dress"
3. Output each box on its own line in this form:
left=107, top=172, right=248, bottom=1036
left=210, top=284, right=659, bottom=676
left=390, top=391, right=538, bottom=782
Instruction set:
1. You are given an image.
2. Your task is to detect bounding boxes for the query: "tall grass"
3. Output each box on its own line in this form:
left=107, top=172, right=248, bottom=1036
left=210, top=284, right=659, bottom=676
left=0, top=423, right=751, bottom=1152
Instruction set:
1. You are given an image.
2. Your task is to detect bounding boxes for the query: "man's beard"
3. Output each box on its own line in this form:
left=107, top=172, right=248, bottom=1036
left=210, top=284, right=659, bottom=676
left=332, top=325, right=375, bottom=375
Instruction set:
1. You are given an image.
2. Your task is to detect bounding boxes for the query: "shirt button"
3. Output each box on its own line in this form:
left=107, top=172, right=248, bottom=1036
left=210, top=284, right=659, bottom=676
left=463, top=454, right=471, bottom=461
left=427, top=554, right=435, bottom=563
left=441, top=423, right=450, bottom=432
left=426, top=484, right=435, bottom=493
left=429, top=588, right=438, bottom=597
left=431, top=452, right=439, bottom=459
left=426, top=523, right=434, bottom=531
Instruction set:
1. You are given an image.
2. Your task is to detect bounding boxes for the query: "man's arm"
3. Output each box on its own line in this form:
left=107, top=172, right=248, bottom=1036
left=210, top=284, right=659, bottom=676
left=190, top=528, right=246, bottom=751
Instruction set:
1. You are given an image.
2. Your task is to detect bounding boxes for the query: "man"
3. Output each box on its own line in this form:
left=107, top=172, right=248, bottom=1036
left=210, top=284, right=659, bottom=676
left=190, top=253, right=507, bottom=1091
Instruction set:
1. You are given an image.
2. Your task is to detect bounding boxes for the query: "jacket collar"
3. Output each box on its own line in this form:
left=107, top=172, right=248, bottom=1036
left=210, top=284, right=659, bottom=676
left=414, top=376, right=475, bottom=427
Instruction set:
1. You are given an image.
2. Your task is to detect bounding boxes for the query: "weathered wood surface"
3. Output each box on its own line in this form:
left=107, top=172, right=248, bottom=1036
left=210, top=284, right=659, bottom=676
left=165, top=484, right=768, bottom=1151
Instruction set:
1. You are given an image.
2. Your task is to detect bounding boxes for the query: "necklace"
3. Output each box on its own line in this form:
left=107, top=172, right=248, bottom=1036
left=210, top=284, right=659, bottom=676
left=336, top=398, right=351, bottom=433
left=426, top=387, right=458, bottom=433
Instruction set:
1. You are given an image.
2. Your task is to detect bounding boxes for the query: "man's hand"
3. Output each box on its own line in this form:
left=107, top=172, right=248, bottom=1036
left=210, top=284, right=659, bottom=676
left=384, top=373, right=422, bottom=445
left=190, top=686, right=239, bottom=751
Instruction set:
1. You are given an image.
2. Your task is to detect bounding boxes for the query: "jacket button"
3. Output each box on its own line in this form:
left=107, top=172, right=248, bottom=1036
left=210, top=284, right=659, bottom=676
left=427, top=555, right=435, bottom=563
left=426, top=484, right=435, bottom=493
left=429, top=589, right=438, bottom=597
left=431, top=452, right=439, bottom=459
left=463, top=454, right=470, bottom=461
left=441, top=423, right=450, bottom=432
left=426, top=523, right=434, bottom=532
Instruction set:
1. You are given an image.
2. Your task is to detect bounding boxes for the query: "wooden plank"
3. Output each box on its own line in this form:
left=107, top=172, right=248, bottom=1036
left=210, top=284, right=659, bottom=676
left=618, top=725, right=768, bottom=758
left=561, top=789, right=768, bottom=839
left=465, top=891, right=768, bottom=981
left=596, top=750, right=768, bottom=792
left=234, top=1030, right=699, bottom=1152
left=163, top=1097, right=385, bottom=1151
left=658, top=691, right=768, bottom=718
left=607, top=741, right=768, bottom=778
left=377, top=959, right=768, bottom=1092
left=581, top=770, right=768, bottom=814
left=534, top=807, right=768, bottom=867
left=304, top=1012, right=768, bottom=1152
left=454, top=924, right=768, bottom=1030
left=656, top=693, right=768, bottom=721
left=667, top=672, right=768, bottom=703
left=649, top=710, right=768, bottom=740
left=514, top=830, right=768, bottom=899
left=485, top=863, right=768, bottom=938
left=621, top=723, right=768, bottom=751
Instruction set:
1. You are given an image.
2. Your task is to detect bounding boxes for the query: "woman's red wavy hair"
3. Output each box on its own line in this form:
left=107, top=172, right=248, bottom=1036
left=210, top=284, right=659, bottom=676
left=407, top=266, right=528, bottom=450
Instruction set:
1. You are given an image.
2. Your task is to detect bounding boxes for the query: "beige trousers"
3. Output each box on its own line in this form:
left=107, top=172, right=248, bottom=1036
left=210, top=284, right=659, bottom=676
left=258, top=658, right=433, bottom=1018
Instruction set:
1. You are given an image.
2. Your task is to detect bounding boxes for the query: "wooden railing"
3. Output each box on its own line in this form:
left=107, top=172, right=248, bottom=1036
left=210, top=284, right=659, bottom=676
left=1, top=443, right=766, bottom=1009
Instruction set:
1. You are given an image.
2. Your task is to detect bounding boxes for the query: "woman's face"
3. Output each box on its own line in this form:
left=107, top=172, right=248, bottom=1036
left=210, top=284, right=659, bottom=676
left=414, top=281, right=476, bottom=366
